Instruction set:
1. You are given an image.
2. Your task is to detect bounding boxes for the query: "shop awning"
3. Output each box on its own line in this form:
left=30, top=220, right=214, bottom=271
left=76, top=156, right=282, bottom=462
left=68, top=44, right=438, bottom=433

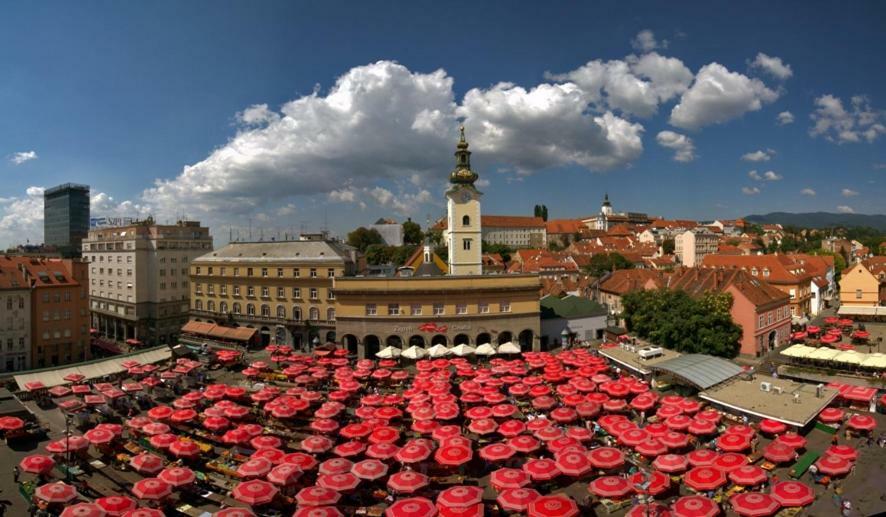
left=181, top=321, right=257, bottom=342
left=13, top=346, right=172, bottom=391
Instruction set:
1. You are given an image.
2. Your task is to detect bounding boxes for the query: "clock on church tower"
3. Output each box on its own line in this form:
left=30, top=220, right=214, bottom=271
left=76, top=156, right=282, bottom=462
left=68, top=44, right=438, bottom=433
left=446, top=126, right=483, bottom=276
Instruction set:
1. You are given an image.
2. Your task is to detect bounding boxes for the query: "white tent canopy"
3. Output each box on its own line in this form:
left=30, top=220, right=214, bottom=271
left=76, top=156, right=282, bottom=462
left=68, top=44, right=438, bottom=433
left=376, top=346, right=402, bottom=359
left=497, top=342, right=521, bottom=354
left=427, top=344, right=451, bottom=358
left=13, top=346, right=172, bottom=391
left=451, top=344, right=476, bottom=357
left=475, top=343, right=497, bottom=356
left=401, top=345, right=427, bottom=360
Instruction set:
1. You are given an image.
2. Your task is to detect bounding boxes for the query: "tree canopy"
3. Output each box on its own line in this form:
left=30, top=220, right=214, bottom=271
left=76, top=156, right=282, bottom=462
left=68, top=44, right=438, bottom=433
left=533, top=204, right=549, bottom=221
left=402, top=220, right=423, bottom=245
left=621, top=289, right=742, bottom=358
left=582, top=252, right=633, bottom=278
left=482, top=241, right=514, bottom=263
left=347, top=227, right=384, bottom=252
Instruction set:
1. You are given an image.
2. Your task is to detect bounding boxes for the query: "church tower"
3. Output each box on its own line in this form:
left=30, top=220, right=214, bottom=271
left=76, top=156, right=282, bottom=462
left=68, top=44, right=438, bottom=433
left=446, top=126, right=483, bottom=275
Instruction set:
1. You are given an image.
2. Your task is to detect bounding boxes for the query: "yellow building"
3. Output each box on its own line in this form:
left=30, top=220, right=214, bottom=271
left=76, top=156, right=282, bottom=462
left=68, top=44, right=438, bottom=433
left=838, top=257, right=886, bottom=317
left=189, top=238, right=358, bottom=347
left=333, top=274, right=541, bottom=357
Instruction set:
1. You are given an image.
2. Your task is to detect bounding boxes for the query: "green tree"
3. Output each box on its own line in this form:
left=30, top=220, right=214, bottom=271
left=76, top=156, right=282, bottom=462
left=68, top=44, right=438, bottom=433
left=402, top=219, right=423, bottom=245
left=582, top=253, right=633, bottom=278
left=533, top=204, right=549, bottom=221
left=347, top=227, right=384, bottom=252
left=482, top=241, right=514, bottom=263
left=661, top=238, right=675, bottom=255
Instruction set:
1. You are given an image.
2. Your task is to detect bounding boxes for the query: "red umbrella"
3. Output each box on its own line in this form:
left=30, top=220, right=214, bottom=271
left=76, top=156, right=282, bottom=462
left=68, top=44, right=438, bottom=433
left=35, top=482, right=78, bottom=503
left=847, top=414, right=876, bottom=431
left=554, top=450, right=592, bottom=477
left=618, top=428, right=649, bottom=446
left=716, top=432, right=750, bottom=452
left=396, top=444, right=432, bottom=464
left=653, top=453, right=688, bottom=473
left=251, top=435, right=282, bottom=449
left=687, top=449, right=719, bottom=467
left=775, top=432, right=807, bottom=449
left=266, top=463, right=303, bottom=486
left=659, top=431, right=689, bottom=449
left=296, top=486, right=342, bottom=506
left=292, top=507, right=343, bottom=517
left=684, top=467, right=727, bottom=491
left=587, top=447, right=624, bottom=469
left=825, top=444, right=858, bottom=461
left=818, top=407, right=844, bottom=423
left=140, top=422, right=170, bottom=436
left=148, top=433, right=177, bottom=449
left=770, top=481, right=814, bottom=507
left=664, top=415, right=692, bottom=431
left=497, top=488, right=540, bottom=512
left=522, top=458, right=561, bottom=481
left=758, top=419, right=787, bottom=435
left=388, top=471, right=430, bottom=494
left=129, top=453, right=164, bottom=475
left=671, top=495, right=719, bottom=517
left=724, top=424, right=755, bottom=438
left=437, top=486, right=483, bottom=507
left=687, top=418, right=717, bottom=435
left=369, top=426, right=400, bottom=444
left=508, top=435, right=540, bottom=453
left=351, top=459, right=388, bottom=481
left=96, top=495, right=137, bottom=515
left=467, top=418, right=498, bottom=435
left=147, top=405, right=173, bottom=420
left=158, top=466, right=196, bottom=487
left=435, top=445, right=472, bottom=466
left=202, top=416, right=230, bottom=432
left=317, top=473, right=361, bottom=492
left=301, top=435, right=334, bottom=453
left=815, top=454, right=852, bottom=476
left=437, top=504, right=482, bottom=517
left=526, top=495, right=579, bottom=517
left=657, top=404, right=682, bottom=419
left=340, top=422, right=372, bottom=439
left=170, top=409, right=197, bottom=423
left=490, top=468, right=529, bottom=490
left=588, top=476, right=632, bottom=498
left=319, top=458, right=353, bottom=475
left=20, top=454, right=55, bottom=474
left=60, top=503, right=105, bottom=517
left=712, top=452, right=747, bottom=472
left=131, top=478, right=172, bottom=500
left=763, top=442, right=797, bottom=464
left=169, top=439, right=201, bottom=458
left=479, top=443, right=514, bottom=462
left=729, top=465, right=768, bottom=486
left=238, top=457, right=273, bottom=478
left=233, top=479, right=278, bottom=505
left=385, top=497, right=436, bottom=517
left=730, top=492, right=780, bottom=517
left=631, top=470, right=670, bottom=496
left=0, top=416, right=24, bottom=431
left=625, top=504, right=671, bottom=517
left=367, top=442, right=401, bottom=460
left=333, top=440, right=367, bottom=458
left=635, top=437, right=667, bottom=457
left=46, top=436, right=89, bottom=453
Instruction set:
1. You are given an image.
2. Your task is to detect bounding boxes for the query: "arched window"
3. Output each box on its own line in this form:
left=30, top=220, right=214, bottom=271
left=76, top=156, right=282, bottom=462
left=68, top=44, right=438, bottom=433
left=292, top=307, right=302, bottom=321
left=327, top=308, right=336, bottom=321
left=194, top=299, right=203, bottom=310
left=247, top=304, right=255, bottom=316
left=462, top=215, right=470, bottom=226
left=309, top=307, right=320, bottom=321
left=276, top=305, right=286, bottom=319
left=261, top=304, right=270, bottom=317
left=207, top=301, right=216, bottom=312
left=219, top=302, right=228, bottom=314
left=232, top=302, right=241, bottom=314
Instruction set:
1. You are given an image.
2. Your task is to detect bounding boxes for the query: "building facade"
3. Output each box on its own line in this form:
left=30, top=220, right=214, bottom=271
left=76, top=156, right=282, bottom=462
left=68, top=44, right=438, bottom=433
left=675, top=229, right=719, bottom=267
left=0, top=262, right=30, bottom=372
left=83, top=220, right=211, bottom=347
left=334, top=274, right=541, bottom=358
left=189, top=239, right=358, bottom=348
left=369, top=219, right=404, bottom=247
left=539, top=295, right=607, bottom=348
left=838, top=258, right=886, bottom=316
left=446, top=127, right=483, bottom=275
left=43, top=183, right=90, bottom=257
left=582, top=194, right=651, bottom=231
left=480, top=216, right=547, bottom=248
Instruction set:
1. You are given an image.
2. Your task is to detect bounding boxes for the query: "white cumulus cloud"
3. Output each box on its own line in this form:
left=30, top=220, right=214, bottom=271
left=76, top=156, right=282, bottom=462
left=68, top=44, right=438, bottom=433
left=9, top=151, right=38, bottom=165
left=800, top=188, right=816, bottom=196
left=809, top=94, right=885, bottom=143
left=0, top=186, right=44, bottom=247
left=670, top=63, right=780, bottom=129
left=655, top=130, right=695, bottom=162
left=741, top=186, right=761, bottom=195
left=841, top=188, right=858, bottom=197
left=631, top=30, right=667, bottom=53
left=749, top=53, right=793, bottom=80
left=741, top=149, right=775, bottom=162
left=777, top=111, right=795, bottom=125
left=836, top=205, right=855, bottom=214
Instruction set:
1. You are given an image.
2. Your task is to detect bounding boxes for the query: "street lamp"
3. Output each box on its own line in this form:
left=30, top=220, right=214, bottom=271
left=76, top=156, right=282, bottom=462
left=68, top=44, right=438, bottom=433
left=64, top=413, right=73, bottom=482
left=561, top=328, right=570, bottom=349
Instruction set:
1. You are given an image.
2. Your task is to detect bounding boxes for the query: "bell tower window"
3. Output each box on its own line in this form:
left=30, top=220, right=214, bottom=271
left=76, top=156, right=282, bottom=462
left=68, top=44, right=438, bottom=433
left=463, top=239, right=472, bottom=251
left=462, top=215, right=470, bottom=226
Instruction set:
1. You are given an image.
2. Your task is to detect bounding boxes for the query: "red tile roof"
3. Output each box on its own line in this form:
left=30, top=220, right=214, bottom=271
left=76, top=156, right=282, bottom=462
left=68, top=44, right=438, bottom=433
left=481, top=215, right=546, bottom=228
left=598, top=269, right=667, bottom=295
left=668, top=267, right=788, bottom=308
left=0, top=256, right=80, bottom=287
left=545, top=219, right=585, bottom=234
left=700, top=254, right=813, bottom=284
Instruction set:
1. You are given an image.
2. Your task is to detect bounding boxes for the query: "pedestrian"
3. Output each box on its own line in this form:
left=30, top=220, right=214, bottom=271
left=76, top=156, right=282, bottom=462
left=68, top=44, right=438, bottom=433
left=12, top=466, right=19, bottom=483
left=832, top=433, right=839, bottom=446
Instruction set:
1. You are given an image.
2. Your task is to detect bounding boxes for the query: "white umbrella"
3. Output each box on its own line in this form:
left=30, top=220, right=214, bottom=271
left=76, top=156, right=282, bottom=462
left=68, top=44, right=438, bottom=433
left=451, top=344, right=476, bottom=357
left=375, top=346, right=402, bottom=359
left=401, top=345, right=427, bottom=360
left=475, top=343, right=497, bottom=356
left=427, top=344, right=451, bottom=358
left=497, top=342, right=521, bottom=354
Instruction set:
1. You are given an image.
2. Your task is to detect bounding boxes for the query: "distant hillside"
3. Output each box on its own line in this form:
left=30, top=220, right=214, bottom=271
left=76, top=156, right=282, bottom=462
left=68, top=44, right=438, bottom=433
left=745, top=212, right=886, bottom=231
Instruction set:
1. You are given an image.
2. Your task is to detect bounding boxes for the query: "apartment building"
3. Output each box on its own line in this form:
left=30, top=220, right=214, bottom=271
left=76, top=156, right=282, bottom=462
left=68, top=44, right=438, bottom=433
left=189, top=238, right=358, bottom=348
left=0, top=262, right=30, bottom=372
left=83, top=219, right=212, bottom=347
left=675, top=229, right=719, bottom=267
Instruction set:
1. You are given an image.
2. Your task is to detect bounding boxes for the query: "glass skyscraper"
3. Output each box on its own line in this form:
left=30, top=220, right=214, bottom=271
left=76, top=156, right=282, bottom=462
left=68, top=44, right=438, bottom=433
left=43, top=183, right=90, bottom=257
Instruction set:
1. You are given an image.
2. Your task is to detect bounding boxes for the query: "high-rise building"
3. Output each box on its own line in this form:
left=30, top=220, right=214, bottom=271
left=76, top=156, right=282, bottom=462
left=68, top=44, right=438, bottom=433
left=82, top=219, right=212, bottom=347
left=43, top=183, right=90, bottom=257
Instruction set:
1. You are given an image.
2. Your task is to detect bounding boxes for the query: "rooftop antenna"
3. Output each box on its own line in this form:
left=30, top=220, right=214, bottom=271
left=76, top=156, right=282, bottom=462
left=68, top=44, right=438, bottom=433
left=248, top=219, right=253, bottom=241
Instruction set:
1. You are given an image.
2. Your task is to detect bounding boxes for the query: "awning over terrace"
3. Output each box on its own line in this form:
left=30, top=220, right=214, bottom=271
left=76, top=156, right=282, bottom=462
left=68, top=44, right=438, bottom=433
left=648, top=354, right=743, bottom=390
left=181, top=321, right=257, bottom=342
left=13, top=346, right=172, bottom=391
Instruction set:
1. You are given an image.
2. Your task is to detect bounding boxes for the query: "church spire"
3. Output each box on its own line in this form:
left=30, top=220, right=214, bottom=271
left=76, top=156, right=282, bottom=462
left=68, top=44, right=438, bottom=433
left=449, top=125, right=479, bottom=185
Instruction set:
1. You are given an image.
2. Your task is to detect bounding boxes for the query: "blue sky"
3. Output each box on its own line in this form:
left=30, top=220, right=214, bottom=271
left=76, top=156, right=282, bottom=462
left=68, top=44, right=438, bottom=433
left=1, top=1, right=884, bottom=246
